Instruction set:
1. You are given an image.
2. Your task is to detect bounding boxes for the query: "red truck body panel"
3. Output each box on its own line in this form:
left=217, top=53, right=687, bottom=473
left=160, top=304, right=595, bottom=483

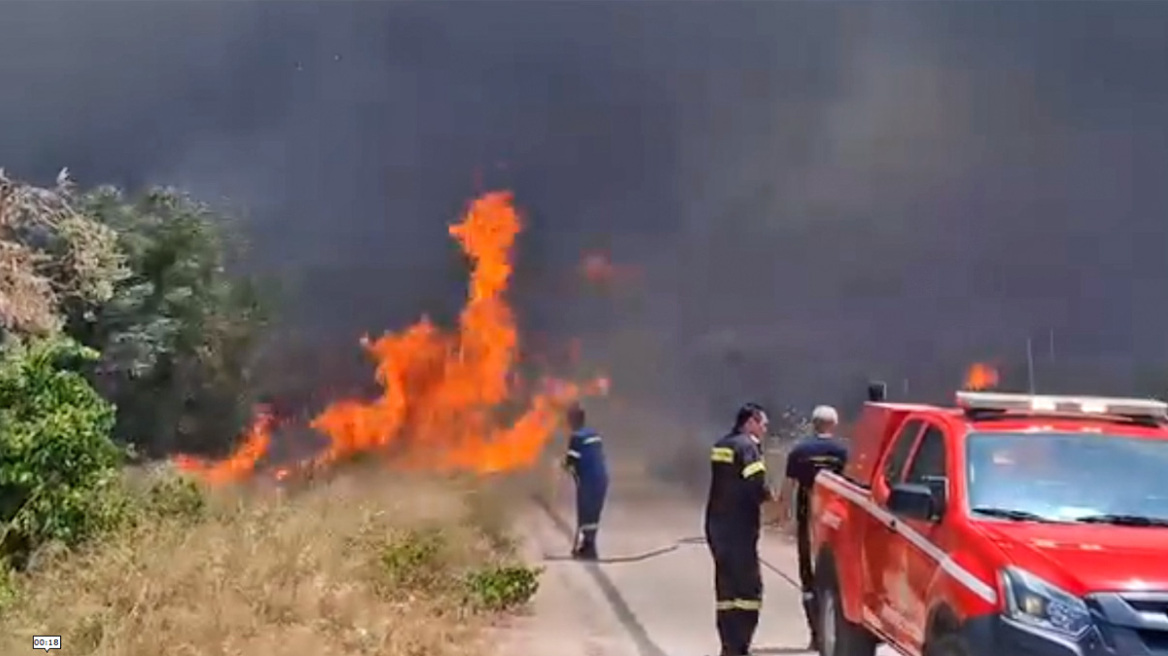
left=843, top=403, right=944, bottom=487
left=812, top=396, right=1168, bottom=656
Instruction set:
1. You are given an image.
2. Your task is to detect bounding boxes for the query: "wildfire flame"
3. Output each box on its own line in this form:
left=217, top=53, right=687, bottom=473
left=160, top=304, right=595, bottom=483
left=175, top=191, right=605, bottom=482
left=172, top=408, right=275, bottom=484
left=963, top=362, right=1000, bottom=391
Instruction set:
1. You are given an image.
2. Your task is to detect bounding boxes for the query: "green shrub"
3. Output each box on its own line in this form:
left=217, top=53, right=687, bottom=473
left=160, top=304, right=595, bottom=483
left=0, top=561, right=17, bottom=610
left=0, top=338, right=126, bottom=567
left=378, top=526, right=452, bottom=593
left=141, top=472, right=206, bottom=521
left=462, top=564, right=541, bottom=611
left=375, top=512, right=538, bottom=614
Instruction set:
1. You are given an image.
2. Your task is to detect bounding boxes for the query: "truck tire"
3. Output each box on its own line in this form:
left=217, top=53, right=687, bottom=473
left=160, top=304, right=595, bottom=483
left=924, top=634, right=973, bottom=656
left=818, top=568, right=878, bottom=656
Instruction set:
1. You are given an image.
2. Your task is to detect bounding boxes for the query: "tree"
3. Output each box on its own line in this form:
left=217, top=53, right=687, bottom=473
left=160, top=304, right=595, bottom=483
left=0, top=337, right=124, bottom=566
left=73, top=186, right=273, bottom=457
left=0, top=168, right=127, bottom=339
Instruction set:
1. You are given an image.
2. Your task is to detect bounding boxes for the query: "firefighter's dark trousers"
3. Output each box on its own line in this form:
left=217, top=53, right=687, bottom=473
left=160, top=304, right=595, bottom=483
left=574, top=479, right=607, bottom=555
left=796, top=515, right=819, bottom=644
left=708, top=533, right=762, bottom=656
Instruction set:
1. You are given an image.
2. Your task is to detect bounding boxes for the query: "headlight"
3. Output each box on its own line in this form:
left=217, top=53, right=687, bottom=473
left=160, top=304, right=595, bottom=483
left=1001, top=567, right=1092, bottom=637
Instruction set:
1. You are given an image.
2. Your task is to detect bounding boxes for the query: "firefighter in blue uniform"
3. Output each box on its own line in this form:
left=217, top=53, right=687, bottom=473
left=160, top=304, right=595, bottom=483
left=704, top=402, right=775, bottom=656
left=562, top=403, right=608, bottom=560
left=776, top=404, right=849, bottom=651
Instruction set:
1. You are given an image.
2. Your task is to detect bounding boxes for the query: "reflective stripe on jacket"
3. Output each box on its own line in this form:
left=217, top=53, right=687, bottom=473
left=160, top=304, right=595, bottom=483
left=704, top=431, right=768, bottom=540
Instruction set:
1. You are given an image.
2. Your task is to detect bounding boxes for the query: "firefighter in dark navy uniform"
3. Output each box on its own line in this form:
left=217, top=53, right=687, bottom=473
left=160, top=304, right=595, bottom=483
left=776, top=404, right=848, bottom=651
left=562, top=403, right=609, bottom=560
left=704, top=402, right=775, bottom=656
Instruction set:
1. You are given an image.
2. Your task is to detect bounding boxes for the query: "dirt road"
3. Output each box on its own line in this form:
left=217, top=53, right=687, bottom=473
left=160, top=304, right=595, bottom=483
left=500, top=474, right=897, bottom=656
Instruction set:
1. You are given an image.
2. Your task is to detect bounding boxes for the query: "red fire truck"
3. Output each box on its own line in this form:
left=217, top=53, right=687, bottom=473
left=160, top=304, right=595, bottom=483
left=811, top=389, right=1168, bottom=656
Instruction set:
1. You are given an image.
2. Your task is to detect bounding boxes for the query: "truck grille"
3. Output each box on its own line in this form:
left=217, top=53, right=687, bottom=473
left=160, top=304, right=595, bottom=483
left=1088, top=591, right=1168, bottom=655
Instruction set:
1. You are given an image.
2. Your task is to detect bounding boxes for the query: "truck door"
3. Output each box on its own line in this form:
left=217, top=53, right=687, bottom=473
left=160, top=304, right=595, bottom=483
left=864, top=418, right=923, bottom=638
left=891, top=422, right=950, bottom=652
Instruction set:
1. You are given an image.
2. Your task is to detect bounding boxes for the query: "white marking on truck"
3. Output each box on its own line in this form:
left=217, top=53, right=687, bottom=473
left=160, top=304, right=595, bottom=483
left=816, top=472, right=998, bottom=604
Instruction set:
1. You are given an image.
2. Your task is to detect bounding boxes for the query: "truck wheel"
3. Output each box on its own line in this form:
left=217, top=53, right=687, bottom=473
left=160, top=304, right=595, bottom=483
left=924, top=634, right=972, bottom=656
left=818, top=572, right=878, bottom=656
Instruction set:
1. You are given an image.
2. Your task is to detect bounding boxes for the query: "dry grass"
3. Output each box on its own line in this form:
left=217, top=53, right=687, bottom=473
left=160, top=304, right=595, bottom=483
left=0, top=468, right=536, bottom=656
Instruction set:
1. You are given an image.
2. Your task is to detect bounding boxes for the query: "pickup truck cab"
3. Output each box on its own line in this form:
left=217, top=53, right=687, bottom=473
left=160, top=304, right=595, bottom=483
left=811, top=389, right=1168, bottom=656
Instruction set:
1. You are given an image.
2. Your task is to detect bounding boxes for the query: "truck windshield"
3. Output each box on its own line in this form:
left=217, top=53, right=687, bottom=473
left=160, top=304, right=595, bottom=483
left=966, top=431, right=1168, bottom=524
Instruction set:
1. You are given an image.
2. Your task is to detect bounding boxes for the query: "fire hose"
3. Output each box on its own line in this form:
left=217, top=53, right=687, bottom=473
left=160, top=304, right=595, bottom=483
left=531, top=489, right=802, bottom=589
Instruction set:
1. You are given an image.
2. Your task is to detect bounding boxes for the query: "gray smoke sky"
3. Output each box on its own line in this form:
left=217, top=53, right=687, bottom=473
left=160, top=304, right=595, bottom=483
left=2, top=1, right=1167, bottom=424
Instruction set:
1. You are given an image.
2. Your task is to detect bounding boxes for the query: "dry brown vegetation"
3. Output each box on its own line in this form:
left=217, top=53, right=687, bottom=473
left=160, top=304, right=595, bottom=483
left=0, top=167, right=126, bottom=337
left=0, top=467, right=540, bottom=656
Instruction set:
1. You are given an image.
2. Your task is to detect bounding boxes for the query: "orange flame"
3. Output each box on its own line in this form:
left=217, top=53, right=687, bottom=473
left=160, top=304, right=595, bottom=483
left=173, top=408, right=275, bottom=484
left=963, top=362, right=1000, bottom=391
left=175, top=191, right=605, bottom=482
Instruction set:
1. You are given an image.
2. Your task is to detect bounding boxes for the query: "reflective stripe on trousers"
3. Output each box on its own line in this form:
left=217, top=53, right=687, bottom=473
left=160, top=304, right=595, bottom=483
left=709, top=535, right=762, bottom=655
left=716, top=599, right=762, bottom=610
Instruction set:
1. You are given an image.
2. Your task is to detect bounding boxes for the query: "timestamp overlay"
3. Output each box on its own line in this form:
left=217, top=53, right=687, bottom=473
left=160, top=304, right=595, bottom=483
left=32, top=635, right=61, bottom=652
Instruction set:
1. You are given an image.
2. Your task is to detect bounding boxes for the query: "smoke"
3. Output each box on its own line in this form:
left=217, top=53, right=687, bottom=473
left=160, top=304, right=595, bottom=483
left=2, top=2, right=1168, bottom=436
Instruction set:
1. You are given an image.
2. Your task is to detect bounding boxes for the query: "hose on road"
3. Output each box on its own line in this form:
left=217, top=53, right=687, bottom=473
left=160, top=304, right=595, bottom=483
left=533, top=477, right=803, bottom=589
left=540, top=535, right=707, bottom=564
left=538, top=528, right=802, bottom=591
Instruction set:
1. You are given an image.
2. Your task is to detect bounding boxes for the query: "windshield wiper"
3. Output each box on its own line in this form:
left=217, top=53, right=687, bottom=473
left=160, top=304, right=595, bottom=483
left=971, top=506, right=1057, bottom=522
left=1074, top=513, right=1168, bottom=527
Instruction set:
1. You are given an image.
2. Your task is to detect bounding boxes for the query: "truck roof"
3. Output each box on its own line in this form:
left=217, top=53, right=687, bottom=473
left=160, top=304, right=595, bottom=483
left=842, top=391, right=1168, bottom=486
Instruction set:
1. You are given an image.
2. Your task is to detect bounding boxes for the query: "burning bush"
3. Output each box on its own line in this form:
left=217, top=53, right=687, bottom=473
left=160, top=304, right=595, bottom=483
left=176, top=191, right=606, bottom=484
left=0, top=185, right=551, bottom=654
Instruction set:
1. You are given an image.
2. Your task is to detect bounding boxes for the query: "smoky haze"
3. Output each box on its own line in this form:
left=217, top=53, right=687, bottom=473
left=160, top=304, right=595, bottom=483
left=3, top=1, right=1168, bottom=439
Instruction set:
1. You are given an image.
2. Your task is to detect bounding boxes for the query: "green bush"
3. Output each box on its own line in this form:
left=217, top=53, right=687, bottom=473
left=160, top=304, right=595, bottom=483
left=378, top=527, right=452, bottom=593
left=462, top=564, right=541, bottom=611
left=141, top=471, right=206, bottom=522
left=0, top=338, right=126, bottom=567
left=0, top=561, right=17, bottom=610
left=377, top=523, right=540, bottom=612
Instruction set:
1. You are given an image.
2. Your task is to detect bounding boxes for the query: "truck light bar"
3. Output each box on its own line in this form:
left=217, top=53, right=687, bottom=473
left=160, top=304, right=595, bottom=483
left=955, top=391, right=1168, bottom=420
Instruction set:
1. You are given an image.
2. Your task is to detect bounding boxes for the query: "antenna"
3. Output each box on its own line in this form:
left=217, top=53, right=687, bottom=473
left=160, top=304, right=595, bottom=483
left=1026, top=336, right=1036, bottom=393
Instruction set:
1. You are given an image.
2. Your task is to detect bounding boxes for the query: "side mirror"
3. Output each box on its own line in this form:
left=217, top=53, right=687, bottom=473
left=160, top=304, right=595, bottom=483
left=920, top=475, right=949, bottom=510
left=888, top=482, right=944, bottom=522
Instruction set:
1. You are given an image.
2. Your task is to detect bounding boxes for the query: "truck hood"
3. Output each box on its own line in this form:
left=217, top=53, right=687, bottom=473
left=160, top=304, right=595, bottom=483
left=977, top=522, right=1168, bottom=594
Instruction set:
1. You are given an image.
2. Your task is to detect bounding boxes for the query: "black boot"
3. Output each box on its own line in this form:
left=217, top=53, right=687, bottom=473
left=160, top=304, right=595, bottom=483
left=802, top=592, right=821, bottom=651
left=576, top=538, right=598, bottom=560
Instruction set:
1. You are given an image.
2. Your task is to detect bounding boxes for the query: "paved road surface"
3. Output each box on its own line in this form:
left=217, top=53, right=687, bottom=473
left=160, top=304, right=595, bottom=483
left=503, top=474, right=898, bottom=656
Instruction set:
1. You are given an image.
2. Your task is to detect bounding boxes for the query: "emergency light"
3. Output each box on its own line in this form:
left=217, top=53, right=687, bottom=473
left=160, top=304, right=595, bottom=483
left=955, top=391, right=1168, bottom=421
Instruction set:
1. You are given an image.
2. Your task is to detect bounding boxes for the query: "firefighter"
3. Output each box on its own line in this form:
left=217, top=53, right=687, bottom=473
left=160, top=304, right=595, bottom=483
left=776, top=404, right=848, bottom=651
left=562, top=403, right=608, bottom=560
left=704, top=402, right=775, bottom=656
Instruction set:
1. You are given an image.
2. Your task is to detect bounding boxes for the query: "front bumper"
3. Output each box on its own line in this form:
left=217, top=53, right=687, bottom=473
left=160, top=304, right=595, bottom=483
left=960, top=604, right=1168, bottom=656
left=960, top=614, right=1105, bottom=656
